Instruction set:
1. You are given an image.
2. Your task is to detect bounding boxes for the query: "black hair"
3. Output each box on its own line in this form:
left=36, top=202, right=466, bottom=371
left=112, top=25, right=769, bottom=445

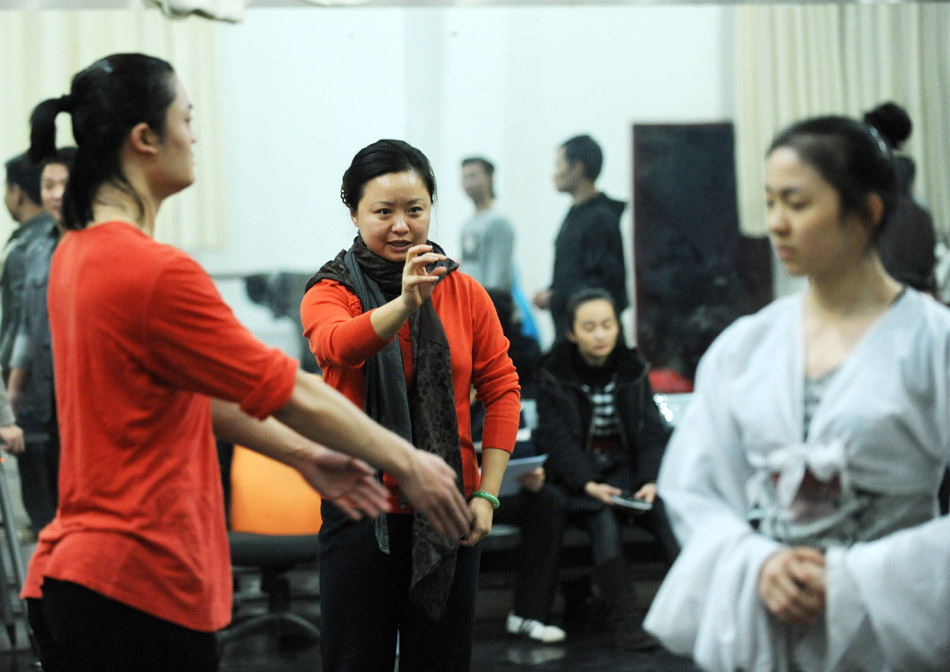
left=561, top=134, right=603, bottom=181
left=341, top=139, right=437, bottom=213
left=863, top=101, right=912, bottom=150
left=864, top=103, right=917, bottom=197
left=461, top=157, right=494, bottom=177
left=42, top=146, right=77, bottom=172
left=892, top=155, right=916, bottom=195
left=461, top=156, right=495, bottom=199
left=566, top=288, right=617, bottom=334
left=768, top=116, right=898, bottom=242
left=28, top=53, right=177, bottom=230
left=3, top=152, right=43, bottom=205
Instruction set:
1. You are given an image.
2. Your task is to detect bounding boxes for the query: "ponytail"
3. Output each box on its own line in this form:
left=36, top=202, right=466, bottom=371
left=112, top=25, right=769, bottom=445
left=28, top=95, right=71, bottom=165
left=28, top=54, right=176, bottom=230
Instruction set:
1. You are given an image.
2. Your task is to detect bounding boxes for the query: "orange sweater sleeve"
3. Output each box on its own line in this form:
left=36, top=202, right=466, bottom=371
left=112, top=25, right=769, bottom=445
left=300, top=280, right=391, bottom=369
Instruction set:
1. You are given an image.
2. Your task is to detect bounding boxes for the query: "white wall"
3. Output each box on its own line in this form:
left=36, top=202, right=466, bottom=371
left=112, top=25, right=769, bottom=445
left=191, top=5, right=735, bottom=353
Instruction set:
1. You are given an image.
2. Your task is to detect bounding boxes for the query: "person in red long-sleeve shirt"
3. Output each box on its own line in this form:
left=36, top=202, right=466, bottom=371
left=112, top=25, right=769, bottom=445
left=301, top=139, right=521, bottom=672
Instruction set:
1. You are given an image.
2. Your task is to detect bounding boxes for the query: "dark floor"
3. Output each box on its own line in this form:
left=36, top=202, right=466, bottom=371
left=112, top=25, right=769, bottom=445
left=216, top=618, right=699, bottom=672
left=0, top=546, right=699, bottom=672
left=0, top=599, right=700, bottom=672
left=0, top=621, right=700, bottom=672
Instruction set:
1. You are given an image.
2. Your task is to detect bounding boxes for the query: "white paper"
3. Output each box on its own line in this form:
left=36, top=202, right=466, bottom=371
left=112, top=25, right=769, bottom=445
left=497, top=455, right=547, bottom=497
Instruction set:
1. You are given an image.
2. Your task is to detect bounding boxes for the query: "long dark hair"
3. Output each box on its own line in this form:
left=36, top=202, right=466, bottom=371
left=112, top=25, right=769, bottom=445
left=768, top=116, right=898, bottom=242
left=29, top=53, right=177, bottom=230
left=340, top=139, right=437, bottom=213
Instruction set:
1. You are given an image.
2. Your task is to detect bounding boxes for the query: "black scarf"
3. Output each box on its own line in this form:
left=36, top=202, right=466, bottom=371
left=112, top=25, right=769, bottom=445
left=307, top=236, right=463, bottom=621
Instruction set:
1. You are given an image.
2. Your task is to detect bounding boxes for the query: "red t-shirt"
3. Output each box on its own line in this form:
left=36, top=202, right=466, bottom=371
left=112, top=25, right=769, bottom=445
left=20, top=221, right=298, bottom=632
left=301, top=271, right=521, bottom=511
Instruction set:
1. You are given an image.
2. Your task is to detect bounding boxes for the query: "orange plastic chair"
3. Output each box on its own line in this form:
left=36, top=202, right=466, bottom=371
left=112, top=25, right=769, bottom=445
left=229, top=446, right=323, bottom=535
left=220, top=446, right=323, bottom=645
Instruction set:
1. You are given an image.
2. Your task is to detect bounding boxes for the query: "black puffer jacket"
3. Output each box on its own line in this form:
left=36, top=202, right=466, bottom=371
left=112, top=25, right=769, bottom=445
left=534, top=339, right=671, bottom=511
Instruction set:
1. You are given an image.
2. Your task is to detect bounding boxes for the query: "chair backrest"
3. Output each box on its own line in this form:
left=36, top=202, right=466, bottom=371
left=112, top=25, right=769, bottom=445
left=229, top=446, right=323, bottom=536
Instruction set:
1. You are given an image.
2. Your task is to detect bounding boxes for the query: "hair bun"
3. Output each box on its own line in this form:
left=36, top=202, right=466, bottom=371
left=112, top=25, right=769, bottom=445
left=863, top=102, right=912, bottom=149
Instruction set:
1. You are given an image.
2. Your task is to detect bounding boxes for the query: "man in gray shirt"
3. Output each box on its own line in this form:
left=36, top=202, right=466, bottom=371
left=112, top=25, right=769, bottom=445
left=460, top=157, right=514, bottom=292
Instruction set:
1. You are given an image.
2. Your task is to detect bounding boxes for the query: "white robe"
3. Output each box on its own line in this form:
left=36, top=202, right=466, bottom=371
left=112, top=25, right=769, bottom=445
left=644, top=290, right=950, bottom=672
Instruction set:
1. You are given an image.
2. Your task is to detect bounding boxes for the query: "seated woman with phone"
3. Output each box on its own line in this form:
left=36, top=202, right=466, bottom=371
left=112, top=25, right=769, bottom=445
left=535, top=288, right=679, bottom=651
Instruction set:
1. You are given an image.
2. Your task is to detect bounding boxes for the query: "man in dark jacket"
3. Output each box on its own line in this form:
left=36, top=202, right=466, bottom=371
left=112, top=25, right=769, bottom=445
left=2, top=152, right=56, bottom=381
left=534, top=289, right=678, bottom=651
left=533, top=135, right=628, bottom=337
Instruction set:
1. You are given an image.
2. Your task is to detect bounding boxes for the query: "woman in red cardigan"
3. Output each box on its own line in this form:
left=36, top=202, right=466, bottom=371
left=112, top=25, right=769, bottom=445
left=301, top=139, right=521, bottom=672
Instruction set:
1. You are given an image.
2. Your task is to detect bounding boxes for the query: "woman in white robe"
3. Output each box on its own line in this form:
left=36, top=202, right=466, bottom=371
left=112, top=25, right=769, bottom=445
left=643, top=115, right=950, bottom=672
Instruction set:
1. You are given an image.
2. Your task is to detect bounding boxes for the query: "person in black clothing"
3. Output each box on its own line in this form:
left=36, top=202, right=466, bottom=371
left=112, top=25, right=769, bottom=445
left=485, top=289, right=541, bottom=399
left=477, top=289, right=567, bottom=643
left=3, top=152, right=56, bottom=381
left=532, top=135, right=628, bottom=337
left=535, top=288, right=678, bottom=651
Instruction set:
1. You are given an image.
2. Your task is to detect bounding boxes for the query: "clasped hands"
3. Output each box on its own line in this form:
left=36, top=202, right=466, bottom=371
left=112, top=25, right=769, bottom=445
left=758, top=546, right=826, bottom=627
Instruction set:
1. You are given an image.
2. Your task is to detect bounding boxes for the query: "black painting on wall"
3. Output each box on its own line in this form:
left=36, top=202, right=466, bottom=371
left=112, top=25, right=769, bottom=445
left=633, top=122, right=772, bottom=380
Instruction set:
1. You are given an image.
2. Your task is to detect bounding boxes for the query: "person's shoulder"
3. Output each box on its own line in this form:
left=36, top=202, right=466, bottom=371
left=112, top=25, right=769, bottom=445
left=142, top=233, right=204, bottom=277
left=484, top=208, right=513, bottom=228
left=12, top=213, right=55, bottom=250
left=106, top=224, right=210, bottom=289
left=304, top=277, right=361, bottom=313
left=63, top=221, right=177, bottom=262
left=703, top=295, right=799, bottom=364
left=437, top=270, right=489, bottom=303
left=21, top=212, right=55, bottom=231
left=904, top=289, right=950, bottom=330
left=441, top=264, right=476, bottom=286
left=587, top=193, right=626, bottom=216
left=538, top=340, right=576, bottom=381
left=618, top=344, right=649, bottom=375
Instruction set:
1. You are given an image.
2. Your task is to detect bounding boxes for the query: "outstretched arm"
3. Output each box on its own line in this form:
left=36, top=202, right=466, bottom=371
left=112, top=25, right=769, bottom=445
left=272, top=371, right=472, bottom=537
left=211, top=398, right=389, bottom=520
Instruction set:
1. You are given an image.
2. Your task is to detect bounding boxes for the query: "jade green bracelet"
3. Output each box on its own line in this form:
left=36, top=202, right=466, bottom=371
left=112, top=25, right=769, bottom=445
left=470, top=490, right=500, bottom=509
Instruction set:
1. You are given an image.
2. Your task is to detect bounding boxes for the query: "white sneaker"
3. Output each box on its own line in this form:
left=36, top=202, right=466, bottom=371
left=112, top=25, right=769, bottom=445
left=506, top=611, right=567, bottom=644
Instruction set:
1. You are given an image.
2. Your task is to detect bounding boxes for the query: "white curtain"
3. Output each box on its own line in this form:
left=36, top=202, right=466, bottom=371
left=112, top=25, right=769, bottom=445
left=734, top=4, right=950, bottom=248
left=0, top=9, right=227, bottom=249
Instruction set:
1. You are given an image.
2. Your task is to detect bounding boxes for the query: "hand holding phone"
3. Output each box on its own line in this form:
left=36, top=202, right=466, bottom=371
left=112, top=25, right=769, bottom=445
left=609, top=492, right=653, bottom=511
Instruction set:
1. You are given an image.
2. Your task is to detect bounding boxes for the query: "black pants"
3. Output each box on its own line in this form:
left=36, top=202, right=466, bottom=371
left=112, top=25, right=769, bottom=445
left=28, top=579, right=219, bottom=672
left=494, top=483, right=567, bottom=622
left=571, top=496, right=680, bottom=567
left=319, top=510, right=482, bottom=672
left=18, top=428, right=59, bottom=533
